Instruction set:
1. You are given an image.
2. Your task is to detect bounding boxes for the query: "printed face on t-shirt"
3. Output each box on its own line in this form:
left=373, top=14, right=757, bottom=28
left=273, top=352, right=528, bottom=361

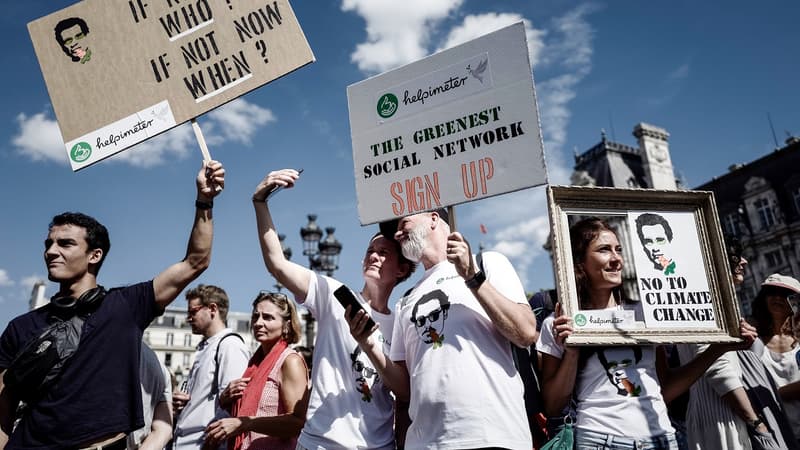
left=350, top=346, right=379, bottom=402
left=410, top=289, right=450, bottom=348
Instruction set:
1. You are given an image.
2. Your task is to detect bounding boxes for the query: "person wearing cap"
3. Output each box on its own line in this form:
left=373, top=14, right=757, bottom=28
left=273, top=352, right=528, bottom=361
left=677, top=238, right=798, bottom=450
left=347, top=209, right=537, bottom=449
left=751, top=273, right=800, bottom=441
left=250, top=169, right=415, bottom=450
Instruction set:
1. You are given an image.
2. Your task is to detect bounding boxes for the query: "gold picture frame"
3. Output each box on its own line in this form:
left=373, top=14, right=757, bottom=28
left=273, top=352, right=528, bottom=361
left=547, top=185, right=741, bottom=345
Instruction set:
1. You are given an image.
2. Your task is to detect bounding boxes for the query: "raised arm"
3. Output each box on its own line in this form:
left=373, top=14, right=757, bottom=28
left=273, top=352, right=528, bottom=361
left=447, top=233, right=538, bottom=347
left=252, top=169, right=312, bottom=300
left=153, top=160, right=225, bottom=309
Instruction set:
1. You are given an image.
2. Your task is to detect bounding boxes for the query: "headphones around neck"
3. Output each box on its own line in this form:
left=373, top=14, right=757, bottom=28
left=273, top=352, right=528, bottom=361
left=51, top=285, right=107, bottom=310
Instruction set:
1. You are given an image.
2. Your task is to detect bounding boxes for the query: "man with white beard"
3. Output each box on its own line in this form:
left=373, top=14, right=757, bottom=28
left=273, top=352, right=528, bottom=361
left=346, top=208, right=538, bottom=450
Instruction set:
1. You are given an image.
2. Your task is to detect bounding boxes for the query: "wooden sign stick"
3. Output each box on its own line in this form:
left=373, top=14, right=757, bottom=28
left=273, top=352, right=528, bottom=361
left=191, top=118, right=212, bottom=162
left=191, top=118, right=222, bottom=192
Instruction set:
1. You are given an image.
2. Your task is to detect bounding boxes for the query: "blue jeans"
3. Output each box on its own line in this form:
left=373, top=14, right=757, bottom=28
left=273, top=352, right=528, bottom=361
left=575, top=428, right=678, bottom=450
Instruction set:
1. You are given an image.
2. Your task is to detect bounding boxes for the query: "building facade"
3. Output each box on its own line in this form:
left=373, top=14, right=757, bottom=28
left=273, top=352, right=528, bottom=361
left=695, top=136, right=800, bottom=316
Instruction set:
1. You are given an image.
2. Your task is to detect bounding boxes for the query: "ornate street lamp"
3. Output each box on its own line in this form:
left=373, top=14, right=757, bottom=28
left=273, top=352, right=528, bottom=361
left=299, top=214, right=342, bottom=348
left=318, top=227, right=343, bottom=277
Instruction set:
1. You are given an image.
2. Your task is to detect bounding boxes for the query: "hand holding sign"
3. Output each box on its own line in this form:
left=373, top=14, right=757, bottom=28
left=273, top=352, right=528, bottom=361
left=197, top=160, right=225, bottom=199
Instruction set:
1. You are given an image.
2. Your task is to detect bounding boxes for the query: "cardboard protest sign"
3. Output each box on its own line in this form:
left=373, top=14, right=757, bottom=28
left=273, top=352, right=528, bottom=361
left=28, top=0, right=314, bottom=171
left=347, top=22, right=546, bottom=225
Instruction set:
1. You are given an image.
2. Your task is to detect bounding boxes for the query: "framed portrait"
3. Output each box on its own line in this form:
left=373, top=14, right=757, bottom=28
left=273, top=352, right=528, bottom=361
left=547, top=185, right=742, bottom=345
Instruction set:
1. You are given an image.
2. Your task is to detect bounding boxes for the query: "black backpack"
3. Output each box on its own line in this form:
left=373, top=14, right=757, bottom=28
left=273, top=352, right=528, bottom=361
left=3, top=286, right=106, bottom=402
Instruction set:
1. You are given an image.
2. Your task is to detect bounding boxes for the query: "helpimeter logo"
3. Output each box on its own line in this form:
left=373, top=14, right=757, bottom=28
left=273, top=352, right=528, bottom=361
left=376, top=93, right=398, bottom=118
left=70, top=142, right=92, bottom=163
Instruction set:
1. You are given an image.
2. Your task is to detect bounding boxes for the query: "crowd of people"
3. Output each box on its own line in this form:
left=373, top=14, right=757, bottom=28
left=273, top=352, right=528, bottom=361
left=1, top=163, right=800, bottom=450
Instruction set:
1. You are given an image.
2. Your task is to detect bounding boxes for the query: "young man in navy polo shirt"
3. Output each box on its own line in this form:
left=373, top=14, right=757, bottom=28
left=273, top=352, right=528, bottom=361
left=0, top=160, right=225, bottom=450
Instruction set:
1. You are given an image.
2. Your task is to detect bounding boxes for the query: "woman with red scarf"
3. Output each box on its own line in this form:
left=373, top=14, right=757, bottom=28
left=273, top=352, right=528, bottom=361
left=204, top=292, right=309, bottom=450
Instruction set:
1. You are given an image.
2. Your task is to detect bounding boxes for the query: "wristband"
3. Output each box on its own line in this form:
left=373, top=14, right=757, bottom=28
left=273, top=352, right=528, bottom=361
left=195, top=200, right=214, bottom=210
left=465, top=270, right=486, bottom=289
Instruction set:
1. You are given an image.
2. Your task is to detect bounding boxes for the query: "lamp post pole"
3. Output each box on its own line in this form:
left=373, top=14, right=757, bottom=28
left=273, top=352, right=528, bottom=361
left=273, top=234, right=293, bottom=293
left=299, top=214, right=342, bottom=348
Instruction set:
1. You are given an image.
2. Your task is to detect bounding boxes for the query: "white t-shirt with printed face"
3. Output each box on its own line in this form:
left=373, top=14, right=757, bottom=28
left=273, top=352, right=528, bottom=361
left=537, top=314, right=674, bottom=438
left=390, top=252, right=532, bottom=450
left=298, top=273, right=395, bottom=450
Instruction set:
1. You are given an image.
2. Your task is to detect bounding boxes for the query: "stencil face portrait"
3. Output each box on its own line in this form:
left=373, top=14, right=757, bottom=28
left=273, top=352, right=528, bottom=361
left=55, top=17, right=92, bottom=64
left=411, top=289, right=451, bottom=347
left=350, top=346, right=378, bottom=402
left=635, top=213, right=675, bottom=273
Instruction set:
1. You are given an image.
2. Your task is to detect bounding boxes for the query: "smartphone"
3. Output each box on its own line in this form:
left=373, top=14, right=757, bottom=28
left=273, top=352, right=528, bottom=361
left=266, top=168, right=304, bottom=200
left=334, top=285, right=376, bottom=330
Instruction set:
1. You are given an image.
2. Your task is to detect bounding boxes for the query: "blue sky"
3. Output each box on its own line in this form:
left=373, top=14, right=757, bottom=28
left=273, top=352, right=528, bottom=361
left=1, top=1, right=798, bottom=329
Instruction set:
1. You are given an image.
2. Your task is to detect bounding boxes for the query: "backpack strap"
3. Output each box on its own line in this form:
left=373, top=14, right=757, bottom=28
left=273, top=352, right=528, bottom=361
left=211, top=332, right=245, bottom=397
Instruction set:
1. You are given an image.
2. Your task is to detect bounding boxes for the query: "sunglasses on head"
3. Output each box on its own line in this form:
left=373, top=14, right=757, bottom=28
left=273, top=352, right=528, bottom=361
left=257, top=291, right=289, bottom=301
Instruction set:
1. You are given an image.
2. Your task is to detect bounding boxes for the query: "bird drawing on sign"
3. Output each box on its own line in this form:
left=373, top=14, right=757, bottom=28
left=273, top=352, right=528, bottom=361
left=149, top=105, right=171, bottom=124
left=466, top=58, right=488, bottom=83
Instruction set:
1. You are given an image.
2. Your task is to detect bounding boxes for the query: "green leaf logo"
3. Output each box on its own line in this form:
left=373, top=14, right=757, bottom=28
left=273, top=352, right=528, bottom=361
left=70, top=142, right=92, bottom=163
left=574, top=314, right=587, bottom=327
left=376, top=93, right=398, bottom=118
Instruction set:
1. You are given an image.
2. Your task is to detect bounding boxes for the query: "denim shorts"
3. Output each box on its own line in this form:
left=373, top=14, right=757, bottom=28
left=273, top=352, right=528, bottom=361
left=575, top=428, right=678, bottom=450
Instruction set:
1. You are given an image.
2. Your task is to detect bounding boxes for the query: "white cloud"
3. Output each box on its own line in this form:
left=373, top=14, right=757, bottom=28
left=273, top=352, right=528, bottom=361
left=206, top=98, right=276, bottom=145
left=11, top=98, right=275, bottom=168
left=537, top=4, right=596, bottom=70
left=342, top=0, right=463, bottom=73
left=12, top=112, right=67, bottom=164
left=0, top=269, right=13, bottom=287
left=437, top=13, right=546, bottom=66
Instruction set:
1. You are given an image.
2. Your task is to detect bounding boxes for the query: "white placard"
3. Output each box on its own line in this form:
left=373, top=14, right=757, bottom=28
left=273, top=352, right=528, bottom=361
left=347, top=22, right=546, bottom=225
left=627, top=211, right=716, bottom=329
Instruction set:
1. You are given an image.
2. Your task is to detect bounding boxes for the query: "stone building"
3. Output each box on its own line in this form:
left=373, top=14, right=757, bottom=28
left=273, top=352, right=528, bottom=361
left=695, top=136, right=800, bottom=316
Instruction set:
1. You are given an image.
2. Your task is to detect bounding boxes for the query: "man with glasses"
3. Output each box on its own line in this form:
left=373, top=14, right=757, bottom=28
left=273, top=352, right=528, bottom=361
left=172, top=285, right=249, bottom=450
left=347, top=208, right=538, bottom=449
left=251, top=168, right=415, bottom=450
